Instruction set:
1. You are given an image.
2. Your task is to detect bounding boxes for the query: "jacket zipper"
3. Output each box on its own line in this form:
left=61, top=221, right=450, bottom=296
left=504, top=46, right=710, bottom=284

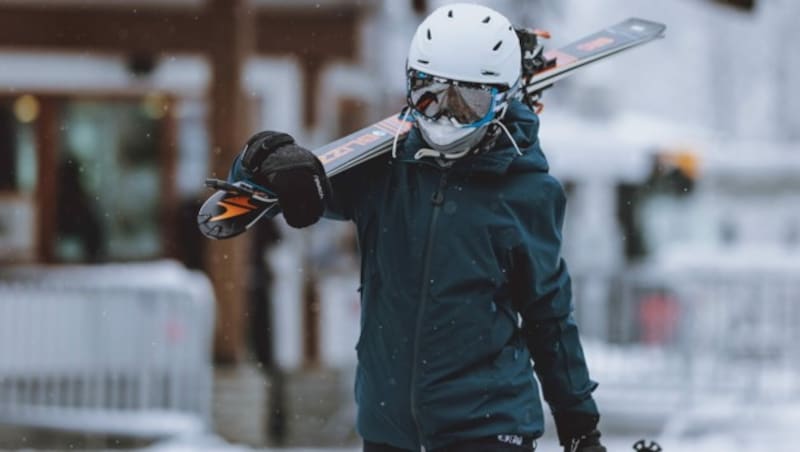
left=409, top=168, right=449, bottom=452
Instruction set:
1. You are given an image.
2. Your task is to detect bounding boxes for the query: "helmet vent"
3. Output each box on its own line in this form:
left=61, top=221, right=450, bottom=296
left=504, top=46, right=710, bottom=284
left=493, top=40, right=503, bottom=51
left=448, top=9, right=453, bottom=18
left=417, top=59, right=430, bottom=65
left=481, top=70, right=499, bottom=77
left=427, top=28, right=432, bottom=40
left=482, top=16, right=491, bottom=23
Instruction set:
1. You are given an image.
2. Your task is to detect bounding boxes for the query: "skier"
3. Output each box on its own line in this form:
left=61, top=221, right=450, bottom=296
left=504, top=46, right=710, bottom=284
left=229, top=4, right=604, bottom=452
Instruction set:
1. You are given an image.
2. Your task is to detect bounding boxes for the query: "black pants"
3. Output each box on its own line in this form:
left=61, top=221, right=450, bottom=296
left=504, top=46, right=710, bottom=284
left=364, top=436, right=536, bottom=452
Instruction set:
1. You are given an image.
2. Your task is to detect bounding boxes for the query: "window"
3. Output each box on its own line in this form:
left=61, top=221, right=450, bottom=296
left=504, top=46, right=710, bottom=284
left=55, top=99, right=166, bottom=262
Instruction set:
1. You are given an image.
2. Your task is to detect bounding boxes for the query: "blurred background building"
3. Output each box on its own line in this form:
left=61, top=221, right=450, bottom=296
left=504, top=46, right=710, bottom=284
left=1, top=0, right=800, bottom=450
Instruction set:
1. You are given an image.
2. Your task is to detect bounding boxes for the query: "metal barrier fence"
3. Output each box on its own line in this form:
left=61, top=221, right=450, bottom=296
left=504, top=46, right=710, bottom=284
left=673, top=269, right=800, bottom=398
left=572, top=267, right=800, bottom=430
left=0, top=261, right=215, bottom=438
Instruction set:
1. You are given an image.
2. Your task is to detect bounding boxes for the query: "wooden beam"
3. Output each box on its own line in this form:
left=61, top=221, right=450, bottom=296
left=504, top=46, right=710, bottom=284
left=0, top=4, right=362, bottom=59
left=254, top=8, right=360, bottom=59
left=0, top=5, right=211, bottom=54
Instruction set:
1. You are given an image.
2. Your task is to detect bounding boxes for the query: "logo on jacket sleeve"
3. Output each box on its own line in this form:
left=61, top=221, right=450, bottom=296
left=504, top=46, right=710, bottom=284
left=497, top=434, right=525, bottom=446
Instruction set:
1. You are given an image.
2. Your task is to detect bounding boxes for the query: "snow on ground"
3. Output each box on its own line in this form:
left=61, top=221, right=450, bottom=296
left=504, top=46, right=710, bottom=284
left=141, top=433, right=792, bottom=452
left=143, top=434, right=361, bottom=452
left=140, top=392, right=800, bottom=451
left=144, top=400, right=800, bottom=451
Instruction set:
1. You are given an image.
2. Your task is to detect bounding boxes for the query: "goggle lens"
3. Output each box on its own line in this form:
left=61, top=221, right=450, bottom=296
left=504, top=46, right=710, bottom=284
left=407, top=72, right=497, bottom=125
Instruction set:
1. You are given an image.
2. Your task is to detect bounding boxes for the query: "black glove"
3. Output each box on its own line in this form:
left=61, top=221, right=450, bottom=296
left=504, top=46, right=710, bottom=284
left=554, top=412, right=606, bottom=452
left=561, top=430, right=605, bottom=452
left=239, top=131, right=329, bottom=228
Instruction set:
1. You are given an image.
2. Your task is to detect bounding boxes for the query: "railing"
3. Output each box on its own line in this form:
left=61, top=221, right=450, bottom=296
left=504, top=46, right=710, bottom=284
left=0, top=261, right=215, bottom=438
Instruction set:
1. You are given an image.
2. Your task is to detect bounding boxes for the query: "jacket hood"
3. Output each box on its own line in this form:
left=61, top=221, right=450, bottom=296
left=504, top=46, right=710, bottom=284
left=400, top=100, right=550, bottom=175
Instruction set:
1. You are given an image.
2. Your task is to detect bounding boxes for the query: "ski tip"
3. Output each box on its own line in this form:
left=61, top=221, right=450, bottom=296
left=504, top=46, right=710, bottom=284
left=622, top=17, right=667, bottom=38
left=197, top=213, right=246, bottom=240
left=196, top=189, right=269, bottom=240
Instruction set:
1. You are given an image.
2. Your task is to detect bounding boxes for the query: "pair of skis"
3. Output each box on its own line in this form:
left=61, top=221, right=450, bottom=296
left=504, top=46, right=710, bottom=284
left=198, top=17, right=667, bottom=240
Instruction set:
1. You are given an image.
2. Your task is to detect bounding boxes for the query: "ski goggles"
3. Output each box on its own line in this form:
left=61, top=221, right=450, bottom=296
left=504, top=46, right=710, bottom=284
left=406, top=69, right=506, bottom=127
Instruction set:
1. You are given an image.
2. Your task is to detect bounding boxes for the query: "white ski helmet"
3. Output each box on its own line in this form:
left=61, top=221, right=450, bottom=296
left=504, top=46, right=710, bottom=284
left=407, top=3, right=522, bottom=88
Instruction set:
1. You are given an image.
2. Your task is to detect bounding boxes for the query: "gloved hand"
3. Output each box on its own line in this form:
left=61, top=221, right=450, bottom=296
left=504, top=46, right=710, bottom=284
left=237, top=131, right=329, bottom=228
left=554, top=412, right=606, bottom=452
left=561, top=429, right=605, bottom=452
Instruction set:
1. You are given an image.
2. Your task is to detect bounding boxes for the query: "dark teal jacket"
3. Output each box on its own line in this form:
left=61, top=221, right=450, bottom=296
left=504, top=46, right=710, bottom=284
left=327, top=100, right=598, bottom=451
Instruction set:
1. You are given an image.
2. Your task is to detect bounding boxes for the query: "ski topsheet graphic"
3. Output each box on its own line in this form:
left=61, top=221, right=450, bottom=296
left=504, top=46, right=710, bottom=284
left=317, top=115, right=413, bottom=177
left=198, top=17, right=666, bottom=240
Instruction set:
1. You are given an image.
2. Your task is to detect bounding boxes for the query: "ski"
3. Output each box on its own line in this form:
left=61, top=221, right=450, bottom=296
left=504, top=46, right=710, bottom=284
left=198, top=17, right=666, bottom=240
left=523, top=18, right=666, bottom=96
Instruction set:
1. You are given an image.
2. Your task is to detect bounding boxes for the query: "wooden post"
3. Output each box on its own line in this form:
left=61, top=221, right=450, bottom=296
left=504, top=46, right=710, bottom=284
left=35, top=97, right=60, bottom=263
left=204, top=0, right=256, bottom=364
left=301, top=58, right=322, bottom=129
left=302, top=262, right=321, bottom=368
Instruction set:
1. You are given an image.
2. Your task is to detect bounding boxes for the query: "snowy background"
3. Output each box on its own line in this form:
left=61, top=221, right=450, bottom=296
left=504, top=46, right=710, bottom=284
left=1, top=0, right=800, bottom=451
